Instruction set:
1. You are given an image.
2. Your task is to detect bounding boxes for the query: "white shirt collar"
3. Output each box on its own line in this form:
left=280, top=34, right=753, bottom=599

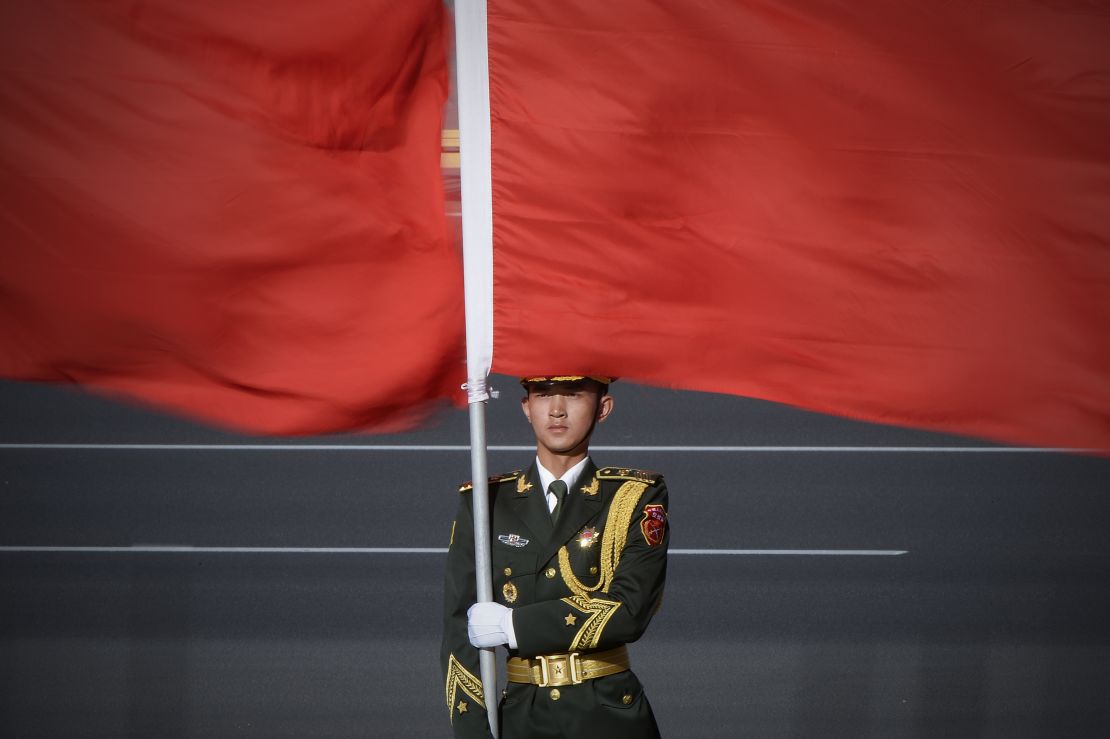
left=535, top=455, right=591, bottom=496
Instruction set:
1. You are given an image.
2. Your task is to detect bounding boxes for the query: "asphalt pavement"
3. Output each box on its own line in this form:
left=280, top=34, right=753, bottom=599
left=1, top=376, right=1108, bottom=737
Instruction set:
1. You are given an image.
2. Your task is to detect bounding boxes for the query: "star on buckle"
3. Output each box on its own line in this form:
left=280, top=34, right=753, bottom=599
left=538, top=653, right=582, bottom=687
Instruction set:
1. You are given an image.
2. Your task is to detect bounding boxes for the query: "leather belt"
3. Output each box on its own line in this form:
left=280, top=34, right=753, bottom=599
left=506, top=646, right=629, bottom=687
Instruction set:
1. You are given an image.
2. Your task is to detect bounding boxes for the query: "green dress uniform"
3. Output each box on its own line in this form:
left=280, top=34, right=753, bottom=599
left=441, top=460, right=669, bottom=738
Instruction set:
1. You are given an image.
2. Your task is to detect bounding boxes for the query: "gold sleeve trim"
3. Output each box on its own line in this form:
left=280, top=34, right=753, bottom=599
left=562, top=595, right=621, bottom=650
left=558, top=480, right=648, bottom=597
left=445, top=654, right=485, bottom=720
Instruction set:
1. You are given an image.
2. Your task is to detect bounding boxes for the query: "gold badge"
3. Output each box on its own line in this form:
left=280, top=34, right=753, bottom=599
left=580, top=476, right=599, bottom=496
left=502, top=581, right=518, bottom=604
left=516, top=476, right=533, bottom=494
left=577, top=527, right=599, bottom=549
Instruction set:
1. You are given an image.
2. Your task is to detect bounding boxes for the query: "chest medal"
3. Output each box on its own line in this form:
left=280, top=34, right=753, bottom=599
left=577, top=526, right=599, bottom=549
left=502, top=581, right=518, bottom=604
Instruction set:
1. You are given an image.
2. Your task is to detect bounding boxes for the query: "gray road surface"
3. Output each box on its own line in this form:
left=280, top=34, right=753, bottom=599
left=2, top=377, right=1108, bottom=737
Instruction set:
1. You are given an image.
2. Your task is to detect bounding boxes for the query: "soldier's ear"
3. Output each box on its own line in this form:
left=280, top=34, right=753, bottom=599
left=596, top=394, right=614, bottom=423
left=521, top=395, right=531, bottom=422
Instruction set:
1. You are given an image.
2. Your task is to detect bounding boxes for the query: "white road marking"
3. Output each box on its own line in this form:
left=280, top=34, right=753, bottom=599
left=0, top=546, right=907, bottom=556
left=0, top=546, right=446, bottom=554
left=0, top=443, right=1077, bottom=453
left=669, top=549, right=907, bottom=556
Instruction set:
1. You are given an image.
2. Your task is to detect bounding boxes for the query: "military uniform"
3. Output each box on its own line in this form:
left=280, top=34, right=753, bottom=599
left=441, top=460, right=669, bottom=738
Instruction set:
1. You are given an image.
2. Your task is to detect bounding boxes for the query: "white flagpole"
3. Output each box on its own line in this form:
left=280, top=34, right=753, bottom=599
left=453, top=0, right=498, bottom=736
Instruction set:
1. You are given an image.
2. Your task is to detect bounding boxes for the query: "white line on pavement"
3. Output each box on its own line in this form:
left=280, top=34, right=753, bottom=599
left=0, top=546, right=907, bottom=556
left=670, top=549, right=907, bottom=555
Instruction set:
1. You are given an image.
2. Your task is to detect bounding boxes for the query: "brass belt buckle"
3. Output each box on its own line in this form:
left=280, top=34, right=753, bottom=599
left=567, top=652, right=582, bottom=684
left=537, top=653, right=582, bottom=687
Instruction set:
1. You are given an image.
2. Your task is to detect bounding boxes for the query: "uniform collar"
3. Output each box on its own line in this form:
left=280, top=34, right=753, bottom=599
left=535, top=456, right=591, bottom=495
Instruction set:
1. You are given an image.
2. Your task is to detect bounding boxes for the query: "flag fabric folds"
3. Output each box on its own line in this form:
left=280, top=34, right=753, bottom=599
left=4, top=2, right=1109, bottom=450
left=486, top=0, right=1110, bottom=451
left=0, top=1, right=461, bottom=434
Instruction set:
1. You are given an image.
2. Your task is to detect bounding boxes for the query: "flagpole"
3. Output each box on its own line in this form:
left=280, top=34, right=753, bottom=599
left=454, top=0, right=498, bottom=735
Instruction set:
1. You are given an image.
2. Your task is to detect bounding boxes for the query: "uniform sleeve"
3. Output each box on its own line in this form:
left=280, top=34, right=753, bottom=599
left=440, top=493, right=494, bottom=738
left=511, top=478, right=670, bottom=657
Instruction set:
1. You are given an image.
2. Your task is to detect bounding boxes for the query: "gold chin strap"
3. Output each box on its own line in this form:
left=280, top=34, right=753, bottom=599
left=520, top=375, right=614, bottom=385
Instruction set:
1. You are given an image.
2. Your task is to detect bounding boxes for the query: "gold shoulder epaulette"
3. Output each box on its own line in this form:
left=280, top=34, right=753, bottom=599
left=596, top=467, right=661, bottom=484
left=458, top=470, right=523, bottom=493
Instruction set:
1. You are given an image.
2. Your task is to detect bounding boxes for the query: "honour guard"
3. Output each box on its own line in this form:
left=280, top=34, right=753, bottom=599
left=442, top=376, right=669, bottom=738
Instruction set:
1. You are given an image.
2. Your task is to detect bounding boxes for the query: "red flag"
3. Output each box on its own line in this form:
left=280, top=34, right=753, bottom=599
left=0, top=1, right=462, bottom=434
left=487, top=0, right=1110, bottom=451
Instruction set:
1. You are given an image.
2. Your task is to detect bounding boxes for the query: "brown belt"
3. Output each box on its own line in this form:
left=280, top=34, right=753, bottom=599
left=506, top=646, right=629, bottom=687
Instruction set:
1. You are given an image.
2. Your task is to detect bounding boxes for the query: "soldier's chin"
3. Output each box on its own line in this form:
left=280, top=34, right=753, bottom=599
left=545, top=435, right=589, bottom=455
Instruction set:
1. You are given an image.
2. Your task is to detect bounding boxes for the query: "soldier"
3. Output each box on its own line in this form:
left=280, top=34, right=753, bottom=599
left=442, top=375, right=669, bottom=738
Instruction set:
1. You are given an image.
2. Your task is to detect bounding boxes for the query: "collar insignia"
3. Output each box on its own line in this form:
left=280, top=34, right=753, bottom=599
left=516, top=476, right=533, bottom=494
left=579, top=476, right=599, bottom=496
left=498, top=533, right=529, bottom=548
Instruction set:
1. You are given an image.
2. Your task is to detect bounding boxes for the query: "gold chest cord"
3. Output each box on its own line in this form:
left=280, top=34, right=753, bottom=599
left=558, top=480, right=648, bottom=598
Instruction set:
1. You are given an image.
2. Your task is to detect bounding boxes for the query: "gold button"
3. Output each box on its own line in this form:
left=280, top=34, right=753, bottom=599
left=550, top=688, right=561, bottom=701
left=545, top=567, right=557, bottom=579
left=622, top=693, right=633, bottom=705
left=503, top=567, right=512, bottom=576
left=589, top=566, right=598, bottom=575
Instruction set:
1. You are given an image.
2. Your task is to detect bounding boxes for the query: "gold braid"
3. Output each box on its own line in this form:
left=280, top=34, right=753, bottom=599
left=559, top=481, right=648, bottom=597
left=445, top=654, right=484, bottom=720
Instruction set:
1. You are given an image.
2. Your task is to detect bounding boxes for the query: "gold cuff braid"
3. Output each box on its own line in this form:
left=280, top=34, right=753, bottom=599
left=445, top=654, right=484, bottom=720
left=562, top=594, right=621, bottom=650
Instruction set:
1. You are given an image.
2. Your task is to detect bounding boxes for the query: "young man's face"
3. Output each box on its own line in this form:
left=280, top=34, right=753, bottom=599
left=521, top=381, right=613, bottom=458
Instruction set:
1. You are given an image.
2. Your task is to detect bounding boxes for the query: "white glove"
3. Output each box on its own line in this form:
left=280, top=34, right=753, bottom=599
left=467, top=601, right=517, bottom=649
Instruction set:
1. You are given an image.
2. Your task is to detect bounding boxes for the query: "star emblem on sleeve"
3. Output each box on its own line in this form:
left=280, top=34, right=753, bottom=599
left=564, top=613, right=577, bottom=626
left=457, top=700, right=468, bottom=715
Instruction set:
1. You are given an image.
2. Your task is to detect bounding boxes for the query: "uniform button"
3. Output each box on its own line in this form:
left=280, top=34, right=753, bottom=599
left=503, top=567, right=512, bottom=576
left=589, top=566, right=599, bottom=575
left=622, top=693, right=633, bottom=705
left=550, top=688, right=561, bottom=701
left=545, top=567, right=556, bottom=579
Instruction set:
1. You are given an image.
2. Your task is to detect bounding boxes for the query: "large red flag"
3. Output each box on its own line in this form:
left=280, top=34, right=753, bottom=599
left=487, top=0, right=1110, bottom=451
left=0, top=1, right=461, bottom=434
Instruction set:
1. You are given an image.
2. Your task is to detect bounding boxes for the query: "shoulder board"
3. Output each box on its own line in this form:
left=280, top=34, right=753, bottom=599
left=458, top=470, right=523, bottom=493
left=596, top=467, right=661, bottom=484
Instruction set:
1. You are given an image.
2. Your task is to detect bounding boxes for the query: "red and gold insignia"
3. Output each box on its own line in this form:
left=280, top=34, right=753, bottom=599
left=577, top=526, right=599, bottom=549
left=640, top=504, right=667, bottom=547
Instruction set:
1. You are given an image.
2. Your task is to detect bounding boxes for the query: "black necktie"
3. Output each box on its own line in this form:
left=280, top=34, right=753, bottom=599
left=548, top=480, right=568, bottom=523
